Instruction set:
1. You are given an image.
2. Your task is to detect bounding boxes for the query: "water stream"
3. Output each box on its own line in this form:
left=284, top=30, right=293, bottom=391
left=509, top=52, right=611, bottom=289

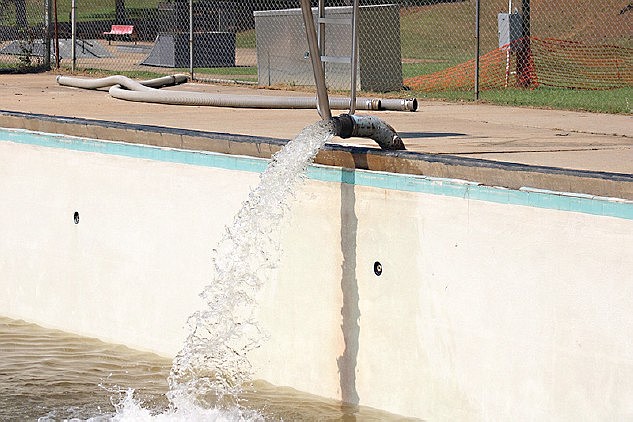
left=3, top=121, right=358, bottom=421
left=165, top=120, right=336, bottom=417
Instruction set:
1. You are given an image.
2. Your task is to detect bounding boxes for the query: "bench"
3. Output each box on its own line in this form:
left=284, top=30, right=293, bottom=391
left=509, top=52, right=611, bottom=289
left=103, top=25, right=137, bottom=45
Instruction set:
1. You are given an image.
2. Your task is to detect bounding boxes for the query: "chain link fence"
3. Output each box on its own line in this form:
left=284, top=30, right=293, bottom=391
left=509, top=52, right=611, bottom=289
left=1, top=1, right=632, bottom=108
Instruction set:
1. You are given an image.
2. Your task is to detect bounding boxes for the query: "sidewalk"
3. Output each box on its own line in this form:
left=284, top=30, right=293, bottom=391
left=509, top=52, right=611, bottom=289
left=1, top=72, right=631, bottom=196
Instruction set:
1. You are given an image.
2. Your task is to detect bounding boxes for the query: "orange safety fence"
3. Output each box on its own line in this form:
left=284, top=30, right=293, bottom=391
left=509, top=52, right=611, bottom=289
left=404, top=37, right=633, bottom=91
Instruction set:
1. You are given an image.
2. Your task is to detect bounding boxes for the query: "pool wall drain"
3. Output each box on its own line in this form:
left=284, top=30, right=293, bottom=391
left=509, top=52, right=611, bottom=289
left=56, top=74, right=417, bottom=112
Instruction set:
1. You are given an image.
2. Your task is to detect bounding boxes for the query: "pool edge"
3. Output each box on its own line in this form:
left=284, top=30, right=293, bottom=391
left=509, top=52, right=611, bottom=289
left=1, top=109, right=631, bottom=200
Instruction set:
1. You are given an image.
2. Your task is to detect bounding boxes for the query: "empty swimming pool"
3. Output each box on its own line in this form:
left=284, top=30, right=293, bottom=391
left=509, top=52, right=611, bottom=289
left=1, top=125, right=632, bottom=420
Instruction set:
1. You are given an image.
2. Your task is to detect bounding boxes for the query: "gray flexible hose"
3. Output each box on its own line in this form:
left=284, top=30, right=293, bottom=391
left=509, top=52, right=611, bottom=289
left=56, top=74, right=188, bottom=91
left=56, top=75, right=417, bottom=112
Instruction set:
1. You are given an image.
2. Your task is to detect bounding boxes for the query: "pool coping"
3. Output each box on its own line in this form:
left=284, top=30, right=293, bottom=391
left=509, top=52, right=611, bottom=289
left=1, top=109, right=632, bottom=201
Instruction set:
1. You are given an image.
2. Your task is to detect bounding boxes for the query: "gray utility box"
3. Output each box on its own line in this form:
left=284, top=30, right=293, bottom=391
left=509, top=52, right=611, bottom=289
left=254, top=4, right=402, bottom=92
left=142, top=32, right=235, bottom=68
left=498, top=12, right=523, bottom=50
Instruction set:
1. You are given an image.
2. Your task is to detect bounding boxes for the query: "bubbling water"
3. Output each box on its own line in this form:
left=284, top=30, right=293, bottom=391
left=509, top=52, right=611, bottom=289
left=165, top=120, right=335, bottom=413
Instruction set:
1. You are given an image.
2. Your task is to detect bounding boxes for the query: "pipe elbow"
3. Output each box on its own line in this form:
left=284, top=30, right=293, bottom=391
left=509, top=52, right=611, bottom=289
left=331, top=114, right=406, bottom=151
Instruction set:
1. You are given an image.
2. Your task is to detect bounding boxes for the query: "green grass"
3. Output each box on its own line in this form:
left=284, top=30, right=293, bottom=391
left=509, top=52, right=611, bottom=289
left=61, top=1, right=163, bottom=22
left=184, top=66, right=257, bottom=76
left=479, top=86, right=633, bottom=114
left=236, top=30, right=256, bottom=49
left=67, top=67, right=167, bottom=80
left=398, top=4, right=632, bottom=114
left=65, top=66, right=259, bottom=83
left=402, top=61, right=466, bottom=79
left=176, top=66, right=258, bottom=82
left=412, top=86, right=633, bottom=114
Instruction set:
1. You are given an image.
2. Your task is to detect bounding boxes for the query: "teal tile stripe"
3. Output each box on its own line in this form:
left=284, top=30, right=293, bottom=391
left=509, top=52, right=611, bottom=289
left=3, top=128, right=632, bottom=220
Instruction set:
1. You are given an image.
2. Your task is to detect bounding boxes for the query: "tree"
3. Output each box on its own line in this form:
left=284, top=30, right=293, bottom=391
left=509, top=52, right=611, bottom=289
left=0, top=0, right=28, bottom=27
left=115, top=0, right=126, bottom=23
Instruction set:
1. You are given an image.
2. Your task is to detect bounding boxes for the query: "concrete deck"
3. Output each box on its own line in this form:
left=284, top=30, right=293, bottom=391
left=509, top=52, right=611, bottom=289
left=1, top=72, right=632, bottom=199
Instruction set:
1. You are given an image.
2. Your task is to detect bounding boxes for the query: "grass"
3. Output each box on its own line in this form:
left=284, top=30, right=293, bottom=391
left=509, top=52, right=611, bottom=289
left=398, top=3, right=632, bottom=114
left=402, top=61, right=632, bottom=114
left=479, top=86, right=633, bottom=114
left=65, top=67, right=167, bottom=80
left=61, top=66, right=259, bottom=83
left=184, top=66, right=257, bottom=76
left=176, top=66, right=258, bottom=82
left=412, top=86, right=633, bottom=114
left=236, top=30, right=256, bottom=49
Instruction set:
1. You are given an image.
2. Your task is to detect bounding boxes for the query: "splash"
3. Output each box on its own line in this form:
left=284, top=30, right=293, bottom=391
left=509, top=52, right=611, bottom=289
left=108, top=388, right=264, bottom=421
left=166, top=120, right=335, bottom=412
left=33, top=120, right=335, bottom=421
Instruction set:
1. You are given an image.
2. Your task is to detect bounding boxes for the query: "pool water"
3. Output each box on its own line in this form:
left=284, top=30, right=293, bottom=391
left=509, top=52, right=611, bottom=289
left=0, top=122, right=416, bottom=421
left=0, top=316, right=412, bottom=421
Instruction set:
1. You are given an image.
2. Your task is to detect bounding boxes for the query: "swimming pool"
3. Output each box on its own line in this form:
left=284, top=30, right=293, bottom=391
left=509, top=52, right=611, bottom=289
left=1, top=125, right=632, bottom=420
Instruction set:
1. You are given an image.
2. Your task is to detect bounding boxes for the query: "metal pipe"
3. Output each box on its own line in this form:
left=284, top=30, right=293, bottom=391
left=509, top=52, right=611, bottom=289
left=318, top=0, right=325, bottom=61
left=53, top=0, right=59, bottom=68
left=474, top=0, right=480, bottom=99
left=71, top=0, right=76, bottom=72
left=300, top=0, right=331, bottom=120
left=380, top=98, right=418, bottom=112
left=44, top=0, right=52, bottom=70
left=57, top=75, right=410, bottom=150
left=349, top=0, right=359, bottom=114
left=56, top=74, right=416, bottom=111
left=189, top=0, right=193, bottom=80
left=332, top=114, right=405, bottom=150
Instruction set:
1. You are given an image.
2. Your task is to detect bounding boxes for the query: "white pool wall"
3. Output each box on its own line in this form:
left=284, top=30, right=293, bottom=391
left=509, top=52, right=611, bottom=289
left=1, top=129, right=632, bottom=420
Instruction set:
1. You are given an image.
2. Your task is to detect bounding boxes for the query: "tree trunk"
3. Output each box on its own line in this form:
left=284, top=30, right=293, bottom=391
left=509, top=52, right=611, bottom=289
left=115, top=0, right=126, bottom=23
left=15, top=0, right=27, bottom=28
left=516, top=0, right=534, bottom=87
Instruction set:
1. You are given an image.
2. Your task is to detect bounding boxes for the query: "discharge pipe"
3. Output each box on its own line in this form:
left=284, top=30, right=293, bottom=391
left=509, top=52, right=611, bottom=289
left=56, top=74, right=417, bottom=111
left=332, top=114, right=405, bottom=150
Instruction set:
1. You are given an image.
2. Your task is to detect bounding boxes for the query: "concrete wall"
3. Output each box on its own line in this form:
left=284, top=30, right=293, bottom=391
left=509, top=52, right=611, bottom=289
left=1, top=128, right=633, bottom=420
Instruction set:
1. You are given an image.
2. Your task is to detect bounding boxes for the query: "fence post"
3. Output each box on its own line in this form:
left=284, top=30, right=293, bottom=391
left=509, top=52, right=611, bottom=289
left=189, top=0, right=194, bottom=79
left=71, top=0, right=76, bottom=72
left=53, top=0, right=59, bottom=68
left=475, top=0, right=481, bottom=99
left=44, top=0, right=52, bottom=69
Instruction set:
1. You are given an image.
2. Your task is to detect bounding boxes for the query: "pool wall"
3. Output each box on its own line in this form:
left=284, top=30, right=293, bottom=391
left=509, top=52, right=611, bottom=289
left=1, top=128, right=633, bottom=420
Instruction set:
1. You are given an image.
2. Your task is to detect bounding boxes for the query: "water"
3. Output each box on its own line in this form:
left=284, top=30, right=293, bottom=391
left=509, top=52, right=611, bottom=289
left=167, top=120, right=336, bottom=411
left=0, top=316, right=411, bottom=421
left=1, top=121, right=411, bottom=420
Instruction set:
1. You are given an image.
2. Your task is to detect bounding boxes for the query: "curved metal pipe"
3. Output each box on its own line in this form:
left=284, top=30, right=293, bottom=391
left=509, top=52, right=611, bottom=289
left=56, top=75, right=416, bottom=112
left=332, top=114, right=405, bottom=150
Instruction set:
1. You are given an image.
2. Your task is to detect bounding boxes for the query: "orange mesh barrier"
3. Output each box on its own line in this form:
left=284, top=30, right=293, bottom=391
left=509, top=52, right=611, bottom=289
left=404, top=37, right=632, bottom=91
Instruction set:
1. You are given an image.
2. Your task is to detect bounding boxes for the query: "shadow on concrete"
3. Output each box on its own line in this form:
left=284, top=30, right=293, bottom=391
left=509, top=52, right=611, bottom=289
left=399, top=131, right=466, bottom=139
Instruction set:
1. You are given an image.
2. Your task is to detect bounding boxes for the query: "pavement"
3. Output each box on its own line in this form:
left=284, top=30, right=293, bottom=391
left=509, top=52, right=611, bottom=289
left=1, top=72, right=632, bottom=195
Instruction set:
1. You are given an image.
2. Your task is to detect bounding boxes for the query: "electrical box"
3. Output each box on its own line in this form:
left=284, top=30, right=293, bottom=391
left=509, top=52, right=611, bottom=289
left=498, top=13, right=523, bottom=50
